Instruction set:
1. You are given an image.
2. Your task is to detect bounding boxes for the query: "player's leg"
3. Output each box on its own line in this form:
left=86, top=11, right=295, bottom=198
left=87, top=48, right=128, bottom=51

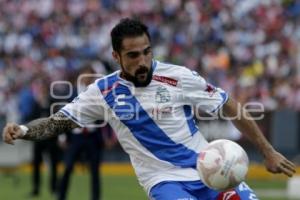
left=234, top=182, right=259, bottom=200
left=58, top=137, right=82, bottom=200
left=149, top=181, right=197, bottom=200
left=178, top=180, right=220, bottom=200
left=48, top=139, right=59, bottom=194
left=216, top=182, right=259, bottom=200
left=181, top=180, right=258, bottom=200
left=86, top=136, right=100, bottom=200
left=31, top=142, right=43, bottom=196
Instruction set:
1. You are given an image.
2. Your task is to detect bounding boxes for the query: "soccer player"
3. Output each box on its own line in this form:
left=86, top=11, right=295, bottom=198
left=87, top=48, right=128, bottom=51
left=3, top=18, right=296, bottom=199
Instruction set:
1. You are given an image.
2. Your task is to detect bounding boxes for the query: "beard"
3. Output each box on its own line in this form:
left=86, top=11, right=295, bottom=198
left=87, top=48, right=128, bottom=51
left=121, top=66, right=153, bottom=87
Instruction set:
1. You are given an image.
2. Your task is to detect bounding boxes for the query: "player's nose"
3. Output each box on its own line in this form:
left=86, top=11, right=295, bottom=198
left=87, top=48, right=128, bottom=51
left=138, top=54, right=147, bottom=67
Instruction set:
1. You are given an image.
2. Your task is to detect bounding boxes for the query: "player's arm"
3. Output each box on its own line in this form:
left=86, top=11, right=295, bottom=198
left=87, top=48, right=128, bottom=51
left=222, top=97, right=296, bottom=177
left=2, top=112, right=79, bottom=144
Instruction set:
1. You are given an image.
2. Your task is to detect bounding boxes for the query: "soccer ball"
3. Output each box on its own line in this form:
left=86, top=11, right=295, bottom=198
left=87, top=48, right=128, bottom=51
left=196, top=139, right=249, bottom=191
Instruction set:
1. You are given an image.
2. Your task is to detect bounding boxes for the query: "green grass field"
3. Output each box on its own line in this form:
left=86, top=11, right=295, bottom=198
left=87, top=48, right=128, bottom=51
left=0, top=171, right=292, bottom=200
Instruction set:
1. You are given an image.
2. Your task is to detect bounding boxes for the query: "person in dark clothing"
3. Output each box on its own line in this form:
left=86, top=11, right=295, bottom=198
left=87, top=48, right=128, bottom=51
left=57, top=66, right=114, bottom=200
left=19, top=77, right=60, bottom=197
left=31, top=136, right=59, bottom=196
left=58, top=126, right=104, bottom=200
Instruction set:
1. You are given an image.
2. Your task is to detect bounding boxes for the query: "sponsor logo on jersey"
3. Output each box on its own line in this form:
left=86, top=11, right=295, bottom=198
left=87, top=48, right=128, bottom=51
left=153, top=75, right=178, bottom=86
left=151, top=106, right=173, bottom=116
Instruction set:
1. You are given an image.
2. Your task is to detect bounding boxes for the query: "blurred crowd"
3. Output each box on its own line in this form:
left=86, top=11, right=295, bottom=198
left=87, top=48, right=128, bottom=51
left=1, top=0, right=300, bottom=125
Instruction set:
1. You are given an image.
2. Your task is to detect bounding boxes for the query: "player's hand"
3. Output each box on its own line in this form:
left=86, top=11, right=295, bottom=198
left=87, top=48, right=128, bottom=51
left=263, top=150, right=296, bottom=177
left=2, top=123, right=23, bottom=145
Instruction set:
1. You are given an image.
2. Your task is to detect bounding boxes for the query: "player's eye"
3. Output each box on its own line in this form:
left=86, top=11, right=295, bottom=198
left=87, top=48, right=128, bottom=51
left=127, top=52, right=140, bottom=59
left=143, top=47, right=152, bottom=56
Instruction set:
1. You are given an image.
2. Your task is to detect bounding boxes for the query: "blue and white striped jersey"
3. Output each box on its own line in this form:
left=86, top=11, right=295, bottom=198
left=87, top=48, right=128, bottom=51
left=60, top=60, right=228, bottom=194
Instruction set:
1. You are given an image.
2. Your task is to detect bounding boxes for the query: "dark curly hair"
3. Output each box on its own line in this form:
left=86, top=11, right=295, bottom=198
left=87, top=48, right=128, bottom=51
left=110, top=18, right=151, bottom=53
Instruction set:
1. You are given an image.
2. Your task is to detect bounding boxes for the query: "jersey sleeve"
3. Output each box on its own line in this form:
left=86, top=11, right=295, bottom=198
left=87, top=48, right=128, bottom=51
left=59, top=81, right=106, bottom=126
left=180, top=67, right=229, bottom=114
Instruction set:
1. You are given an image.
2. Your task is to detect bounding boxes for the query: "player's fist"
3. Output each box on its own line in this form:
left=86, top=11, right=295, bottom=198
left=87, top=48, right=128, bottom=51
left=2, top=123, right=24, bottom=145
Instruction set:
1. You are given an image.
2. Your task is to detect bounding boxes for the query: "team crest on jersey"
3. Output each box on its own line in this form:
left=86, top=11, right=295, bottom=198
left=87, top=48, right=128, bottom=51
left=155, top=86, right=171, bottom=103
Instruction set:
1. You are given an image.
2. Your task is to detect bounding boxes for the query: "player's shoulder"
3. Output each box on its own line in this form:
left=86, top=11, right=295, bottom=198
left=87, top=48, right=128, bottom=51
left=94, top=71, right=120, bottom=92
left=155, top=60, right=204, bottom=79
left=156, top=60, right=186, bottom=72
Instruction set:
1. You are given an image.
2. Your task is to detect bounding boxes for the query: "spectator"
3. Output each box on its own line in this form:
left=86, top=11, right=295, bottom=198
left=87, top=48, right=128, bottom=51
left=1, top=0, right=300, bottom=123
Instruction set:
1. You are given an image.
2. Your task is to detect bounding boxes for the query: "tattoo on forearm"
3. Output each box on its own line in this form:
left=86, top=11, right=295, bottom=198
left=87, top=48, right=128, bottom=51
left=22, top=112, right=79, bottom=141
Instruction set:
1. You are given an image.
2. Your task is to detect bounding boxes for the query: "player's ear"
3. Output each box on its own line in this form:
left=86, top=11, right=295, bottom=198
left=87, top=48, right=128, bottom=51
left=112, top=51, right=120, bottom=64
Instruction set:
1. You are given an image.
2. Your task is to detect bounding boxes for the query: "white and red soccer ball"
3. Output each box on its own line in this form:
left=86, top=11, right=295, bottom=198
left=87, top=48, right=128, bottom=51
left=196, top=139, right=249, bottom=191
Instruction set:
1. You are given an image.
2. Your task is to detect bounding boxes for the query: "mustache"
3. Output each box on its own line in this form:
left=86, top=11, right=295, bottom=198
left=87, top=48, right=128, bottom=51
left=135, top=66, right=149, bottom=75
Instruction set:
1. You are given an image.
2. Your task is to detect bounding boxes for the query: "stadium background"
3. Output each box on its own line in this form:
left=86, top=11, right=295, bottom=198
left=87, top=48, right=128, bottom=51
left=0, top=0, right=300, bottom=199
